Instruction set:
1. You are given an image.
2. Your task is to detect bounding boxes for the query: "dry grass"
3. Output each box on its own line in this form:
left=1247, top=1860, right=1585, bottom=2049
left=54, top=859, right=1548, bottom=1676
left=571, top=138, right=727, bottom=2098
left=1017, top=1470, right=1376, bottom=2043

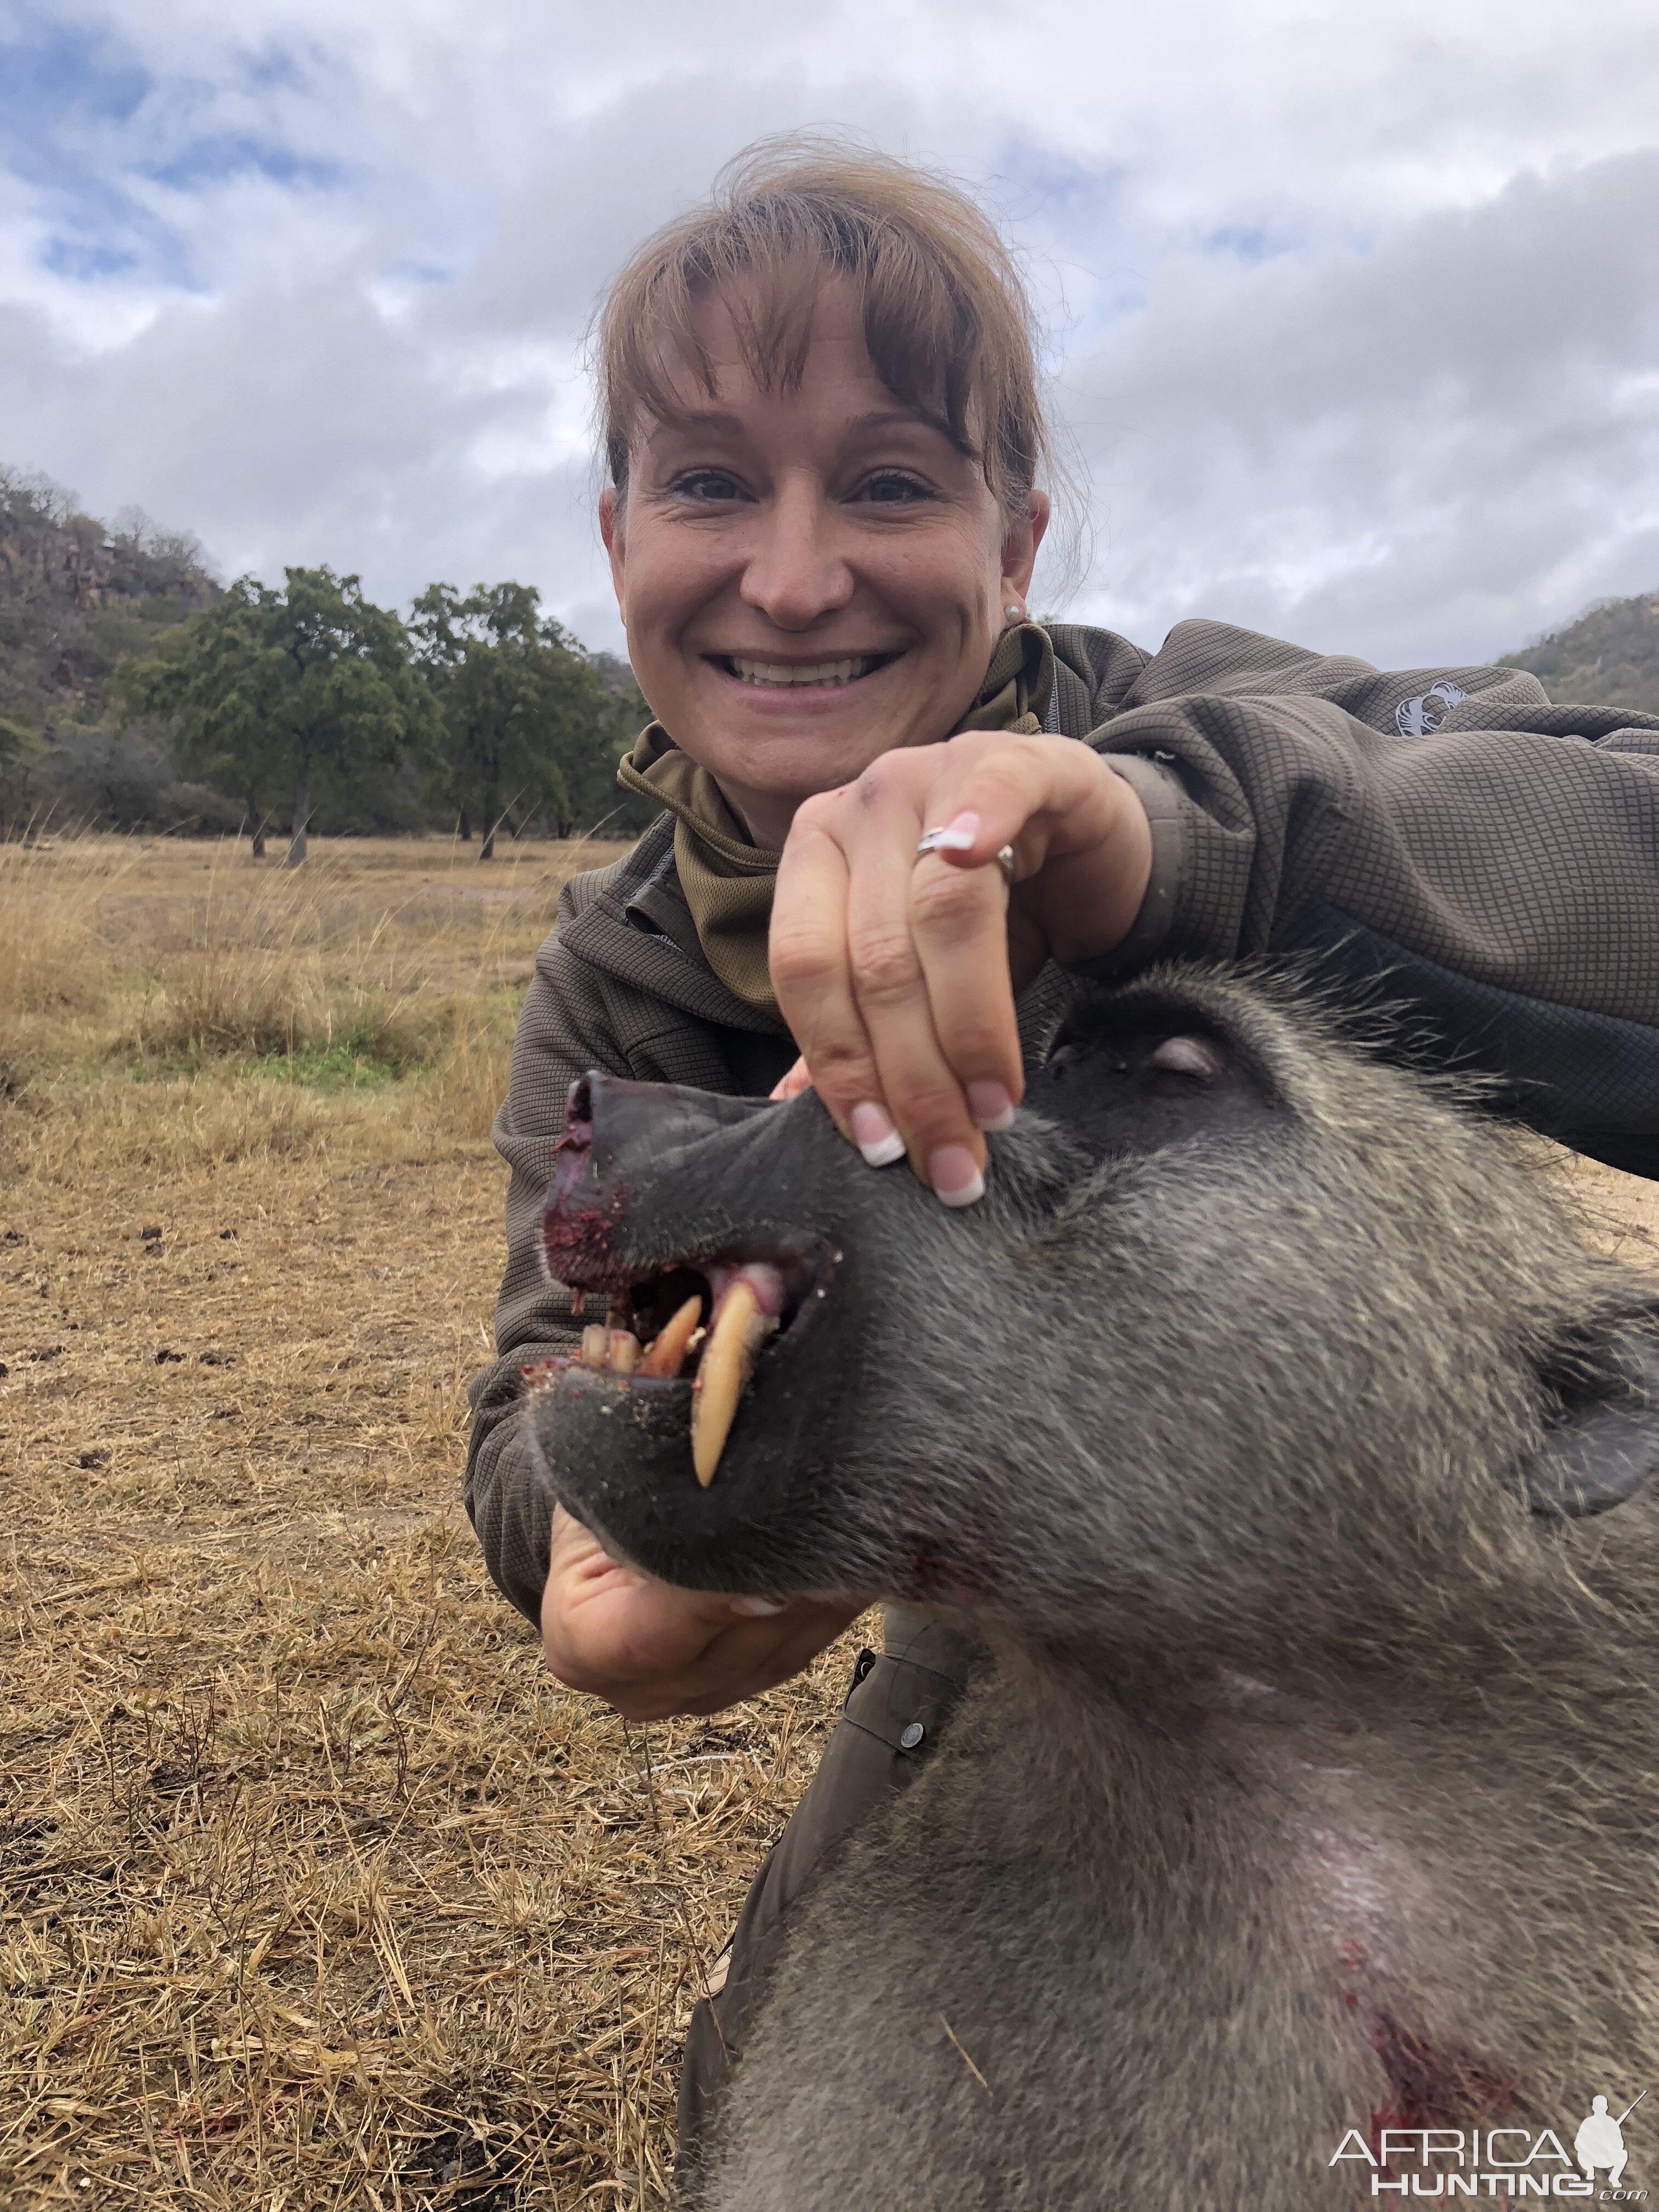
left=3, top=833, right=1654, bottom=2210
left=0, top=834, right=865, bottom=2210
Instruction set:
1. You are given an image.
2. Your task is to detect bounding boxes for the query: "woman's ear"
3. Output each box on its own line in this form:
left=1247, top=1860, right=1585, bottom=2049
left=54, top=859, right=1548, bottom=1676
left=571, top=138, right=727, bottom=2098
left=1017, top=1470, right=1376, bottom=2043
left=1000, top=488, right=1050, bottom=607
left=600, top=486, right=626, bottom=607
left=1521, top=1319, right=1659, bottom=1521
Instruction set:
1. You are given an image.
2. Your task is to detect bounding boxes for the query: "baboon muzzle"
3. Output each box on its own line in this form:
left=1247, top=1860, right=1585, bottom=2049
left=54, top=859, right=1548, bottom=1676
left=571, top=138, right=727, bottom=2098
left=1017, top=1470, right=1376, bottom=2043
left=532, top=1073, right=846, bottom=1523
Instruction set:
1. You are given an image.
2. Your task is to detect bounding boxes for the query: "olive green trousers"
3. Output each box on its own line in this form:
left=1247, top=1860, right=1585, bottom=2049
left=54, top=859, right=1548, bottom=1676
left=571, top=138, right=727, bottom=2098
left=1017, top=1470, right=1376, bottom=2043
left=675, top=1611, right=976, bottom=2174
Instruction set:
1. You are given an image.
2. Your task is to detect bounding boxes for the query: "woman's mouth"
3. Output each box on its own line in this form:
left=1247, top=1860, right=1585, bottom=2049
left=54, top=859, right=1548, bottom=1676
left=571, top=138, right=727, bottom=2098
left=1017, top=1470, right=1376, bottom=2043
left=712, top=652, right=899, bottom=689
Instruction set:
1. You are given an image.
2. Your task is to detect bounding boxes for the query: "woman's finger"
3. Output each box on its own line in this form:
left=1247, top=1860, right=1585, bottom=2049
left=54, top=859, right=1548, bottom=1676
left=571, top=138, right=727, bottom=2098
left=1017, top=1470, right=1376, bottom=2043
left=672, top=1599, right=863, bottom=1718
left=905, top=844, right=1025, bottom=1126
left=769, top=800, right=898, bottom=1162
left=846, top=834, right=1020, bottom=1198
left=830, top=761, right=974, bottom=1187
left=769, top=1056, right=813, bottom=1101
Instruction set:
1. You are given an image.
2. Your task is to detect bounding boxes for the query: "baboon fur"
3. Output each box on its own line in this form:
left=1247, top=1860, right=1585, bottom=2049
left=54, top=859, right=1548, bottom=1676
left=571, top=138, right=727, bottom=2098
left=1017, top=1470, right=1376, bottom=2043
left=529, top=965, right=1659, bottom=2210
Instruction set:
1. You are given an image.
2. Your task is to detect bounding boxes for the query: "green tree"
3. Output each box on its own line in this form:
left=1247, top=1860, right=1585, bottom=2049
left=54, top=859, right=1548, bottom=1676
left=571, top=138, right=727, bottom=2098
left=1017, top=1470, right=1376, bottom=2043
left=409, top=581, right=640, bottom=857
left=0, top=715, right=37, bottom=831
left=114, top=566, right=433, bottom=864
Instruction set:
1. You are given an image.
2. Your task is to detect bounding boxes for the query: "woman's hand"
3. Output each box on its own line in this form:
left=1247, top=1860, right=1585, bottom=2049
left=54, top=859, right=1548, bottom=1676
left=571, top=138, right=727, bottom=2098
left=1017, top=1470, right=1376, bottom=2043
left=769, top=732, right=1153, bottom=1202
left=540, top=1505, right=860, bottom=1722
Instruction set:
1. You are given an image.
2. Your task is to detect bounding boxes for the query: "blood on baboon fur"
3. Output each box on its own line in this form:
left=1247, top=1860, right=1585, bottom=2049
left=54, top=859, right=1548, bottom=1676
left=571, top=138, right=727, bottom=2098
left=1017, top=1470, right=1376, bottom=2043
left=529, top=966, right=1659, bottom=2211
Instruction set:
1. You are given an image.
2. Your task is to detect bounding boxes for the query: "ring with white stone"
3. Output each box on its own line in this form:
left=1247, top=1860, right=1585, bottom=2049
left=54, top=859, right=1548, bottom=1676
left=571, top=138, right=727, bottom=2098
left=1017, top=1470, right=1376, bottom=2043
left=915, top=830, right=1019, bottom=886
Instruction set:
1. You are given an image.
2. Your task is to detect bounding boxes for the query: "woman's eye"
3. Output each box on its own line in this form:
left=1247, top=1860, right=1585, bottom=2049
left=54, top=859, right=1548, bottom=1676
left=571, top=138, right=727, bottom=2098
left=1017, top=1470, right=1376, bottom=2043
left=859, top=472, right=934, bottom=506
left=670, top=470, right=744, bottom=503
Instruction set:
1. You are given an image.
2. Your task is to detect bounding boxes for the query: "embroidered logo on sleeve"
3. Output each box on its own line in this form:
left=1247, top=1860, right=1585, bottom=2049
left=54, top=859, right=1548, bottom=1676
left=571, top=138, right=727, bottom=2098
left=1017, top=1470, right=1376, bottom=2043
left=1395, top=680, right=1468, bottom=737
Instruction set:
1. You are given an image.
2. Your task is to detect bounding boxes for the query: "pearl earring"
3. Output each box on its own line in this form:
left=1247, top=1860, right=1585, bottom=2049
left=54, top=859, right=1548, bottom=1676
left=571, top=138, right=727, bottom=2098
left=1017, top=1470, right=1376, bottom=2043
left=1004, top=603, right=1024, bottom=622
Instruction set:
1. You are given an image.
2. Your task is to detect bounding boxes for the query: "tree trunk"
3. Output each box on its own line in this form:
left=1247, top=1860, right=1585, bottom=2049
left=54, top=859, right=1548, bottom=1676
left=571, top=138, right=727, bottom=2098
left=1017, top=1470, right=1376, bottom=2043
left=479, top=789, right=497, bottom=861
left=287, top=761, right=311, bottom=868
left=458, top=810, right=471, bottom=842
left=247, top=791, right=266, bottom=859
left=538, top=803, right=554, bottom=841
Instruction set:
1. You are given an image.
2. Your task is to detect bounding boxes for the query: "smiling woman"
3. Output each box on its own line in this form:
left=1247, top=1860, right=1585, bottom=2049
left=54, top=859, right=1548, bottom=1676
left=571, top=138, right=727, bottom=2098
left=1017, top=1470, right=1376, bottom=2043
left=462, top=134, right=1659, bottom=2194
left=588, top=145, right=1155, bottom=1204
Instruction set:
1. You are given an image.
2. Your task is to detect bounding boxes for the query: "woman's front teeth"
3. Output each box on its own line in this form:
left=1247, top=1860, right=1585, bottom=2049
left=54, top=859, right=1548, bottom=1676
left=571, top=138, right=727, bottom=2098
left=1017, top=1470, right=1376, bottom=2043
left=728, top=656, right=876, bottom=686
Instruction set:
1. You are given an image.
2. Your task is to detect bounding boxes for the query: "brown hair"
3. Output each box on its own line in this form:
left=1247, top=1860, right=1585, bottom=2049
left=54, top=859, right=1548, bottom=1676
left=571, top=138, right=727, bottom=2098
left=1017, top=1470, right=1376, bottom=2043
left=594, top=136, right=1049, bottom=515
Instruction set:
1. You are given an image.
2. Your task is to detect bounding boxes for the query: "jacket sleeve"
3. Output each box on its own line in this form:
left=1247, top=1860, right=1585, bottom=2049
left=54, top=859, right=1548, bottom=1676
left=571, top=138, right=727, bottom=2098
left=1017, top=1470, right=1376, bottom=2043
left=463, top=919, right=633, bottom=1628
left=1078, top=620, right=1659, bottom=1177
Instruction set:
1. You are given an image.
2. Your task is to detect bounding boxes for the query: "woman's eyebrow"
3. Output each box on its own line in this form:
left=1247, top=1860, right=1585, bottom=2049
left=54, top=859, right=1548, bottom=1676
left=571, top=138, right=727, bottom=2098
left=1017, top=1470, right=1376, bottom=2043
left=845, top=408, right=937, bottom=437
left=653, top=409, right=928, bottom=437
left=648, top=409, right=748, bottom=443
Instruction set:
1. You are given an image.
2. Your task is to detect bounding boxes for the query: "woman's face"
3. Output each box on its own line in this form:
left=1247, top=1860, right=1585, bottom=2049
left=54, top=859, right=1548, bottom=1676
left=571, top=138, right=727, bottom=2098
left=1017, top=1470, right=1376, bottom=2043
left=601, top=279, right=1048, bottom=850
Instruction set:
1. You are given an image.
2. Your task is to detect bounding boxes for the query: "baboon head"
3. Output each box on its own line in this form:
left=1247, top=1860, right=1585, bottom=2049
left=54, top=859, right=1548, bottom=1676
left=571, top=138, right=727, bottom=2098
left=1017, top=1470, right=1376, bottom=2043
left=526, top=967, right=1658, bottom=1679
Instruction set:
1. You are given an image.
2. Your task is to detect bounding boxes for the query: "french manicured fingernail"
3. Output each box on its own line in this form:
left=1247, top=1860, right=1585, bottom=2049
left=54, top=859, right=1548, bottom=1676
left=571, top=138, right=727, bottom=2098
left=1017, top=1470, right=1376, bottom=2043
left=929, top=1145, right=986, bottom=1207
left=967, top=1080, right=1016, bottom=1133
left=918, top=809, right=981, bottom=854
left=732, top=1595, right=786, bottom=1617
left=849, top=1102, right=906, bottom=1167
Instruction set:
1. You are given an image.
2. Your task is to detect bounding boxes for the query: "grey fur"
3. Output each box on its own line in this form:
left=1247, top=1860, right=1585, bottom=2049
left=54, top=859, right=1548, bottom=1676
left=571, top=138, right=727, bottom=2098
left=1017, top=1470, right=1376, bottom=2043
left=528, top=967, right=1659, bottom=2211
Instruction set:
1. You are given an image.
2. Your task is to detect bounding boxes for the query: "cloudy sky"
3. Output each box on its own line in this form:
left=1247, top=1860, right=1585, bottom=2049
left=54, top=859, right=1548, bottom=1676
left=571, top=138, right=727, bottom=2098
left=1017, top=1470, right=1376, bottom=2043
left=3, top=0, right=1657, bottom=669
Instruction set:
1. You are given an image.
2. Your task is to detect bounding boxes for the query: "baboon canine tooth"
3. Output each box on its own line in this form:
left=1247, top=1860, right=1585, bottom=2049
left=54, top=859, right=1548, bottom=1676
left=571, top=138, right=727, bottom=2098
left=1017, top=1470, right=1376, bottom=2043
left=691, top=1280, right=778, bottom=1487
left=579, top=1323, right=610, bottom=1370
left=639, top=1294, right=704, bottom=1377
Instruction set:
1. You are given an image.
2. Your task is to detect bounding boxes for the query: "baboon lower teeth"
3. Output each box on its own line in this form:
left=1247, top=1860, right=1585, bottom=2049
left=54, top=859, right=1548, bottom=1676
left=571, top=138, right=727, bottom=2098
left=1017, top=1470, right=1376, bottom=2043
left=575, top=1323, right=648, bottom=1374
left=579, top=1323, right=610, bottom=1371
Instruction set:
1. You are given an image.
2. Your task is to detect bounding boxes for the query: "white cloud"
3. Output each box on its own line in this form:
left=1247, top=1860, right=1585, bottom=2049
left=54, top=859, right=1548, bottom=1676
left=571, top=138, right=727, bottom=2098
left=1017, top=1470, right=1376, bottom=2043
left=2, top=0, right=1657, bottom=668
left=1058, top=151, right=1659, bottom=663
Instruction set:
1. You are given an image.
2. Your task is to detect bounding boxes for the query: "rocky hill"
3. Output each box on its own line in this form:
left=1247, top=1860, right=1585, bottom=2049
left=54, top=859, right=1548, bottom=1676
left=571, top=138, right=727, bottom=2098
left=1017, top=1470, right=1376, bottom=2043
left=0, top=466, right=219, bottom=737
left=1499, top=587, right=1659, bottom=716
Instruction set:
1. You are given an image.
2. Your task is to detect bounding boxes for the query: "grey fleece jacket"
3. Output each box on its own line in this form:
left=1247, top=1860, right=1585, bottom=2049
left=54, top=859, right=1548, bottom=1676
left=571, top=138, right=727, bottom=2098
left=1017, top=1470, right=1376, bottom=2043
left=466, top=617, right=1659, bottom=1626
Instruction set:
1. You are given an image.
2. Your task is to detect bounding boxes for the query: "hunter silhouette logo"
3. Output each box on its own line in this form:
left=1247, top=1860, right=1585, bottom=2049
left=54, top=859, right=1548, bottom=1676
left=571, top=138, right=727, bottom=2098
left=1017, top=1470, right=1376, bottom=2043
left=1395, top=679, right=1468, bottom=736
left=1331, top=2091, right=1648, bottom=2196
left=1576, top=2092, right=1645, bottom=2189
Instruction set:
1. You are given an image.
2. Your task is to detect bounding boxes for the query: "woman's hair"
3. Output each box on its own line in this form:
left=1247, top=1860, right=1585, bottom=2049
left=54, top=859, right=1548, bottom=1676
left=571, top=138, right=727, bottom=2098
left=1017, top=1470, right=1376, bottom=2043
left=594, top=136, right=1051, bottom=517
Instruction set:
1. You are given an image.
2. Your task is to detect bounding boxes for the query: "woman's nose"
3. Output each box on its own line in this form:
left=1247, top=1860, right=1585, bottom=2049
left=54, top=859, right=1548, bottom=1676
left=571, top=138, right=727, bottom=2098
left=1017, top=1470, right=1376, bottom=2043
left=738, top=475, right=854, bottom=630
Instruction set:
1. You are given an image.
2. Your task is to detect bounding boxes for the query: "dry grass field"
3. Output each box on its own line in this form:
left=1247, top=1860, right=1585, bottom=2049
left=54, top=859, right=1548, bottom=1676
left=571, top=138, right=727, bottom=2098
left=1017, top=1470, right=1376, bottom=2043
left=2, top=833, right=1655, bottom=2212
left=0, top=834, right=863, bottom=2212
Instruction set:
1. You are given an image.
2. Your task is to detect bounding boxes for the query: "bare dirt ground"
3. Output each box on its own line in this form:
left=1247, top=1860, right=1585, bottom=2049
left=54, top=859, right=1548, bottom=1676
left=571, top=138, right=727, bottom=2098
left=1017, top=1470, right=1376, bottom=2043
left=0, top=836, right=862, bottom=2211
left=2, top=833, right=1652, bottom=2210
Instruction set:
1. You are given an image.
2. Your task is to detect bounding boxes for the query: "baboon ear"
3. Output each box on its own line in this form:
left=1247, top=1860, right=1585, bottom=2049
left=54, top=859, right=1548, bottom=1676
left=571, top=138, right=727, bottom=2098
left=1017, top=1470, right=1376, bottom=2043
left=1521, top=1323, right=1659, bottom=1521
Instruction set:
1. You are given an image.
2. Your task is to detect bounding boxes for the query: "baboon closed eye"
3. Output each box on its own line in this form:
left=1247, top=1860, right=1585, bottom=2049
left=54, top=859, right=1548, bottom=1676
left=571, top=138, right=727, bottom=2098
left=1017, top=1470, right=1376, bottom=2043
left=1522, top=1321, right=1659, bottom=1520
left=1033, top=1000, right=1279, bottom=1165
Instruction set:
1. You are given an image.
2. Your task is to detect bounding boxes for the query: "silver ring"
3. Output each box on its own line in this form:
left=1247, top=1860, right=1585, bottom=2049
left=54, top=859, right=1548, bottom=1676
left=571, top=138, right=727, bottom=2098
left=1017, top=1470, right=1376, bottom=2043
left=915, top=828, right=1018, bottom=886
